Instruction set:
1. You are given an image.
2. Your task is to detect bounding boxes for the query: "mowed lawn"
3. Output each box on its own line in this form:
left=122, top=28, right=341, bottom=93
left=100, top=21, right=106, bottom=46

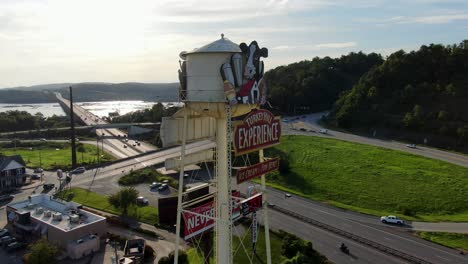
left=417, top=232, right=468, bottom=251
left=61, top=187, right=158, bottom=225
left=265, top=135, right=468, bottom=221
left=1, top=143, right=115, bottom=170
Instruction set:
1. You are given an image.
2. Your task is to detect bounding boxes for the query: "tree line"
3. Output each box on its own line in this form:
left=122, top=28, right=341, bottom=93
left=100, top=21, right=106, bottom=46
left=328, top=40, right=468, bottom=150
left=265, top=51, right=384, bottom=113
left=265, top=40, right=468, bottom=151
left=0, top=110, right=70, bottom=133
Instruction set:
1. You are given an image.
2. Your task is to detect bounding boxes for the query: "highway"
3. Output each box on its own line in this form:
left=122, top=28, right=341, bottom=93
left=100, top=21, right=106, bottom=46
left=55, top=92, right=156, bottom=158
left=244, top=184, right=468, bottom=264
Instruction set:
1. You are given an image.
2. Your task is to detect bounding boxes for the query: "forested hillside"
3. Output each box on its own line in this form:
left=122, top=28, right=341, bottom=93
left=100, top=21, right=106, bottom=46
left=0, top=82, right=179, bottom=103
left=329, top=41, right=468, bottom=150
left=266, top=52, right=383, bottom=113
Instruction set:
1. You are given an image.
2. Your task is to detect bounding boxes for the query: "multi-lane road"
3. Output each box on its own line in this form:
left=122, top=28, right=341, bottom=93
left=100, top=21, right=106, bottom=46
left=55, top=92, right=156, bottom=158
left=259, top=186, right=468, bottom=264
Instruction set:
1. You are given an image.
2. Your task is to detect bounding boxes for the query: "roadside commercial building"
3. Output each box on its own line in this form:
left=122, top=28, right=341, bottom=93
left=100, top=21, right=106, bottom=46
left=0, top=155, right=27, bottom=191
left=6, top=194, right=107, bottom=259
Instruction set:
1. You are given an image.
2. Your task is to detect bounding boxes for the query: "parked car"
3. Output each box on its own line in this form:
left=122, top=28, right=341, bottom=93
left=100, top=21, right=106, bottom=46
left=43, top=183, right=55, bottom=190
left=39, top=138, right=47, bottom=142
left=158, top=184, right=168, bottom=191
left=33, top=167, right=43, bottom=173
left=380, top=215, right=405, bottom=225
left=137, top=142, right=141, bottom=146
left=150, top=182, right=161, bottom=189
left=0, top=229, right=10, bottom=238
left=123, top=145, right=127, bottom=148
left=0, top=195, right=14, bottom=202
left=1, top=237, right=16, bottom=247
left=31, top=174, right=40, bottom=180
left=406, top=144, right=416, bottom=149
left=284, top=193, right=292, bottom=198
left=6, top=241, right=27, bottom=252
left=136, top=196, right=149, bottom=205
left=71, top=167, right=86, bottom=174
left=0, top=236, right=14, bottom=246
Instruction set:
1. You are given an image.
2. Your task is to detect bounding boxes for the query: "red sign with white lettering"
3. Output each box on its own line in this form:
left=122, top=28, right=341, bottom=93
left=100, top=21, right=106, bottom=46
left=236, top=158, right=279, bottom=184
left=234, top=109, right=281, bottom=156
left=241, top=193, right=263, bottom=216
left=183, top=192, right=242, bottom=240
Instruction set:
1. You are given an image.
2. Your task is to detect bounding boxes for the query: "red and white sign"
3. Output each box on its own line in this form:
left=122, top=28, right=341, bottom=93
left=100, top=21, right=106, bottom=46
left=236, top=158, right=279, bottom=184
left=241, top=193, right=263, bottom=216
left=184, top=201, right=215, bottom=240
left=183, top=192, right=242, bottom=240
left=234, top=109, right=281, bottom=156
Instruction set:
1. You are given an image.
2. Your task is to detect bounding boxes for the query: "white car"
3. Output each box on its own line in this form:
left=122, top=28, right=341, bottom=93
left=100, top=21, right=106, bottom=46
left=380, top=215, right=404, bottom=225
left=319, top=129, right=328, bottom=134
left=406, top=144, right=416, bottom=149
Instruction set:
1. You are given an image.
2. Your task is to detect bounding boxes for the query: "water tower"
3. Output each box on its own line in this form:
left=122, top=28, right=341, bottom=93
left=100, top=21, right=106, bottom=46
left=174, top=34, right=269, bottom=264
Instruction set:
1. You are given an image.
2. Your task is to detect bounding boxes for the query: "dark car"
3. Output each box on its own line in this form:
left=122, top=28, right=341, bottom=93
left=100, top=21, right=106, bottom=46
left=43, top=183, right=55, bottom=190
left=70, top=167, right=86, bottom=174
left=31, top=174, right=40, bottom=180
left=0, top=229, right=10, bottom=238
left=1, top=237, right=16, bottom=247
left=0, top=236, right=14, bottom=246
left=6, top=242, right=27, bottom=252
left=33, top=168, right=44, bottom=173
left=158, top=184, right=168, bottom=191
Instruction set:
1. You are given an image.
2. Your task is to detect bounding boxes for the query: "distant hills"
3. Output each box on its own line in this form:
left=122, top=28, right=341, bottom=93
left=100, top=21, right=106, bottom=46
left=0, top=82, right=179, bottom=103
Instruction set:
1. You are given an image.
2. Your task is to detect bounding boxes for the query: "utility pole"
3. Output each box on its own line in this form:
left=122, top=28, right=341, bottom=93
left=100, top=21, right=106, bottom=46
left=69, top=86, right=77, bottom=168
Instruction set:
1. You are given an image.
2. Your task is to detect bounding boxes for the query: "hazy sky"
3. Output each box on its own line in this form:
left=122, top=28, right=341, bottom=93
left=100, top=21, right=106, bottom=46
left=1, top=0, right=467, bottom=88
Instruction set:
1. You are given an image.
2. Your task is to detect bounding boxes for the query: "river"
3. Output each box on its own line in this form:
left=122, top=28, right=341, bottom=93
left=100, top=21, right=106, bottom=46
left=0, top=101, right=182, bottom=118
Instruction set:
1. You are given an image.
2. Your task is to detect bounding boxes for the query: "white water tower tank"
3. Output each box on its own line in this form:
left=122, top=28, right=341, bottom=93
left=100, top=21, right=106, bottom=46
left=183, top=34, right=241, bottom=103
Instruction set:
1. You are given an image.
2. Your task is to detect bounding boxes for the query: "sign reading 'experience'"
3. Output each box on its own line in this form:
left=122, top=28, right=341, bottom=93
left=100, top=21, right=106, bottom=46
left=233, top=109, right=281, bottom=156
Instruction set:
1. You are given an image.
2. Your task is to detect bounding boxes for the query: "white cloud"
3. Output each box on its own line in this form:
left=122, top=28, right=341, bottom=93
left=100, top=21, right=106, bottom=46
left=314, top=42, right=357, bottom=49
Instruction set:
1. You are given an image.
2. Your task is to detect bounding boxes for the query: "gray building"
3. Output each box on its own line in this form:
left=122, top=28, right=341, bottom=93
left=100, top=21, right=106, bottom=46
left=0, top=155, right=26, bottom=191
left=6, top=194, right=107, bottom=259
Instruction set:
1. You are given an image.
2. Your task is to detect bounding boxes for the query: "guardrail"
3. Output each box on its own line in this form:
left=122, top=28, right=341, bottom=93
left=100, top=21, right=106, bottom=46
left=270, top=205, right=435, bottom=264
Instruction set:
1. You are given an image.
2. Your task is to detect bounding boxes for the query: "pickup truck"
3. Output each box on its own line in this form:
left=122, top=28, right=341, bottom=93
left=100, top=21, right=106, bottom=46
left=380, top=215, right=404, bottom=225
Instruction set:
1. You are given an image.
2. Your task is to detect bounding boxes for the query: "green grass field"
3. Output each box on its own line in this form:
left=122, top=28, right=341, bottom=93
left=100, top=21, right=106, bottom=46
left=264, top=135, right=468, bottom=222
left=1, top=142, right=115, bottom=170
left=61, top=187, right=158, bottom=225
left=417, top=232, right=468, bottom=251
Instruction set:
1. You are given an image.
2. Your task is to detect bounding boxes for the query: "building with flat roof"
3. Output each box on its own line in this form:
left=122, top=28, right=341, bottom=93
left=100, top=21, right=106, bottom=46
left=6, top=193, right=107, bottom=259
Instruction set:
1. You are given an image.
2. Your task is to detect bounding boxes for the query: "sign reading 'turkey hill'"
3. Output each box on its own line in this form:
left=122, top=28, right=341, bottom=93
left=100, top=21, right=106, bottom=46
left=233, top=109, right=281, bottom=156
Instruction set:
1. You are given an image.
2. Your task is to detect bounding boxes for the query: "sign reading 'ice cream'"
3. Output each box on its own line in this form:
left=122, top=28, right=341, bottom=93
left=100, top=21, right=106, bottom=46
left=234, top=109, right=281, bottom=156
left=236, top=158, right=279, bottom=184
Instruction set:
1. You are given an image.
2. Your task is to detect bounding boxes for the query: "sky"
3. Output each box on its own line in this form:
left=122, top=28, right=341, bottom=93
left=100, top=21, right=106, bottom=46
left=1, top=0, right=467, bottom=88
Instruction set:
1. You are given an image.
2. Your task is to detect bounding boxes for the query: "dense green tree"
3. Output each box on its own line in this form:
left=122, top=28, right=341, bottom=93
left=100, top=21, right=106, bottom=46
left=108, top=187, right=139, bottom=215
left=25, top=238, right=59, bottom=264
left=329, top=40, right=468, bottom=150
left=0, top=111, right=70, bottom=133
left=266, top=52, right=383, bottom=113
left=158, top=250, right=188, bottom=264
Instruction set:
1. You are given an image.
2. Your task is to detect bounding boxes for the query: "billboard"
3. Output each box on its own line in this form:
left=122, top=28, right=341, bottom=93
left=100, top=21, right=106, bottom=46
left=183, top=191, right=241, bottom=240
left=236, top=158, right=279, bottom=184
left=233, top=109, right=281, bottom=156
left=241, top=193, right=263, bottom=216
